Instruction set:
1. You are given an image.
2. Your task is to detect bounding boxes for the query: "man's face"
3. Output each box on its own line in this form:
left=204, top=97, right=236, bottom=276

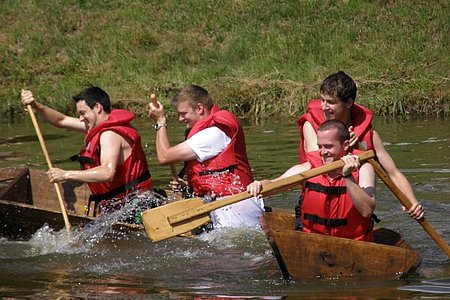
left=317, top=128, right=348, bottom=165
left=176, top=100, right=203, bottom=129
left=77, top=100, right=99, bottom=130
left=320, top=93, right=352, bottom=121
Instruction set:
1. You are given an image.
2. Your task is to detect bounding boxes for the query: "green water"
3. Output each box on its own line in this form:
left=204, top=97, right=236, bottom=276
left=0, top=116, right=449, bottom=299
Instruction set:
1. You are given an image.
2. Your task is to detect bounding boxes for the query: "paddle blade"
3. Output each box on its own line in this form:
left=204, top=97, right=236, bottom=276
left=142, top=198, right=211, bottom=242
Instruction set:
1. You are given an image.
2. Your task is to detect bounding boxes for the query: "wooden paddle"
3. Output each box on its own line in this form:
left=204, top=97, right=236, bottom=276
left=367, top=157, right=450, bottom=258
left=150, top=93, right=179, bottom=183
left=142, top=150, right=375, bottom=242
left=26, top=104, right=72, bottom=232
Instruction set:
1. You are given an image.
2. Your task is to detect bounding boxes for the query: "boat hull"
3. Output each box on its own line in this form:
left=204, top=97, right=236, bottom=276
left=261, top=208, right=421, bottom=280
left=0, top=166, right=142, bottom=240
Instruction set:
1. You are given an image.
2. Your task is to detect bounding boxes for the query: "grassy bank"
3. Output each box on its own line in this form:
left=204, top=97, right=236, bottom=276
left=1, top=0, right=449, bottom=121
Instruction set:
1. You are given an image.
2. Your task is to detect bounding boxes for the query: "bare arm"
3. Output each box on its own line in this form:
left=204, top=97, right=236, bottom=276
left=148, top=100, right=198, bottom=165
left=341, top=155, right=376, bottom=218
left=247, top=162, right=312, bottom=197
left=372, top=130, right=424, bottom=219
left=48, top=130, right=124, bottom=183
left=302, top=121, right=318, bottom=153
left=21, top=89, right=86, bottom=132
left=156, top=129, right=198, bottom=165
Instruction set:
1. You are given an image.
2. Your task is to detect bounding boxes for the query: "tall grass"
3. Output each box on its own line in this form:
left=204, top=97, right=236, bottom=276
left=1, top=0, right=448, bottom=121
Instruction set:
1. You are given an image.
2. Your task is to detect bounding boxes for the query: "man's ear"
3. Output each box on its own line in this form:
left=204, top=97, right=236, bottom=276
left=94, top=102, right=103, bottom=113
left=345, top=98, right=355, bottom=109
left=196, top=102, right=206, bottom=115
left=343, top=139, right=350, bottom=152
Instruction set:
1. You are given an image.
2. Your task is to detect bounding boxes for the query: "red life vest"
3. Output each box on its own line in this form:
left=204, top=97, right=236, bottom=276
left=76, top=109, right=152, bottom=204
left=185, top=105, right=253, bottom=197
left=297, top=99, right=374, bottom=163
left=301, top=151, right=374, bottom=242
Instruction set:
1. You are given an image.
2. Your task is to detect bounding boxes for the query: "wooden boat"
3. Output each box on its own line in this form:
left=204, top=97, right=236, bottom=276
left=261, top=208, right=422, bottom=281
left=0, top=165, right=422, bottom=280
left=0, top=166, right=143, bottom=240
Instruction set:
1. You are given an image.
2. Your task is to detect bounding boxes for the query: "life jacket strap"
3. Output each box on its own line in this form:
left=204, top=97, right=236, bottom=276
left=304, top=181, right=347, bottom=195
left=70, top=154, right=95, bottom=169
left=303, top=213, right=347, bottom=227
left=87, top=170, right=151, bottom=216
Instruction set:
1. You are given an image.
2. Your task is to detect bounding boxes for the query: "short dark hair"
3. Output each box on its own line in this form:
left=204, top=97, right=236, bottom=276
left=318, top=119, right=350, bottom=143
left=171, top=85, right=213, bottom=110
left=72, top=86, right=111, bottom=113
left=320, top=71, right=357, bottom=104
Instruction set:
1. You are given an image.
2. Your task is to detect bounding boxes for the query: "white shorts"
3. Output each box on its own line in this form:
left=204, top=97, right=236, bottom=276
left=210, top=197, right=265, bottom=228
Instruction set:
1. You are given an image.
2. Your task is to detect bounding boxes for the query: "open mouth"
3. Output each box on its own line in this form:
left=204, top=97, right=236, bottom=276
left=321, top=156, right=333, bottom=164
left=324, top=111, right=334, bottom=119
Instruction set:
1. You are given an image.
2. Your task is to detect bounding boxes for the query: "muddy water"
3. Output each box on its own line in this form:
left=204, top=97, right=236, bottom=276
left=0, top=116, right=449, bottom=299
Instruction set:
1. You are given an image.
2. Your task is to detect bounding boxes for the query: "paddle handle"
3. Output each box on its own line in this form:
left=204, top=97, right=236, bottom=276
left=27, top=105, right=72, bottom=231
left=169, top=150, right=375, bottom=224
left=368, top=158, right=450, bottom=258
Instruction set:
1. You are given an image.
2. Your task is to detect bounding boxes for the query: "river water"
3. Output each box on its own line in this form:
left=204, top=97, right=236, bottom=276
left=0, top=116, right=449, bottom=299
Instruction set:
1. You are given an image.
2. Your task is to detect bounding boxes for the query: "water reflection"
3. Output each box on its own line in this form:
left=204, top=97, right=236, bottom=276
left=0, top=117, right=449, bottom=299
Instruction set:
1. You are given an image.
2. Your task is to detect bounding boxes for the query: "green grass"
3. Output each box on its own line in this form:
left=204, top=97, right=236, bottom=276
left=1, top=0, right=449, bottom=122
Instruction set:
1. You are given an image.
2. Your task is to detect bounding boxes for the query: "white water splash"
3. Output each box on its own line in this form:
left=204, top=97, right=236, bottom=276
left=23, top=191, right=166, bottom=256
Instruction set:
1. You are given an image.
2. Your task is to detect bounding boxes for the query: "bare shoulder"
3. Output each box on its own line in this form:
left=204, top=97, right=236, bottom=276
left=303, top=121, right=315, bottom=135
left=100, top=129, right=121, bottom=139
left=99, top=130, right=130, bottom=148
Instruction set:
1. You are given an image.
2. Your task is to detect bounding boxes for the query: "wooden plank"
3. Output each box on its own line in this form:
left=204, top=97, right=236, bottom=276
left=0, top=199, right=92, bottom=240
left=28, top=169, right=90, bottom=215
left=0, top=167, right=141, bottom=240
left=0, top=167, right=32, bottom=204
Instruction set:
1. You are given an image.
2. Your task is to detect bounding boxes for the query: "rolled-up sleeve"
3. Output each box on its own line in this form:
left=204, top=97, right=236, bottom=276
left=185, top=127, right=231, bottom=162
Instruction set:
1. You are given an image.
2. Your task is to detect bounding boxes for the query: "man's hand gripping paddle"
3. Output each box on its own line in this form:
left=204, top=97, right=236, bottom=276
left=142, top=150, right=375, bottom=242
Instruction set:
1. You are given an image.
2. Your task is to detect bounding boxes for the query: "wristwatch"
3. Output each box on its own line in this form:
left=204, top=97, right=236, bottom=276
left=154, top=123, right=167, bottom=130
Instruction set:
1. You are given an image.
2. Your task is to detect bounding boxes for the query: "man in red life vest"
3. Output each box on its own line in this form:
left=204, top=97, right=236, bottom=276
left=248, top=120, right=376, bottom=241
left=148, top=85, right=264, bottom=229
left=297, top=71, right=424, bottom=220
left=21, top=87, right=153, bottom=216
